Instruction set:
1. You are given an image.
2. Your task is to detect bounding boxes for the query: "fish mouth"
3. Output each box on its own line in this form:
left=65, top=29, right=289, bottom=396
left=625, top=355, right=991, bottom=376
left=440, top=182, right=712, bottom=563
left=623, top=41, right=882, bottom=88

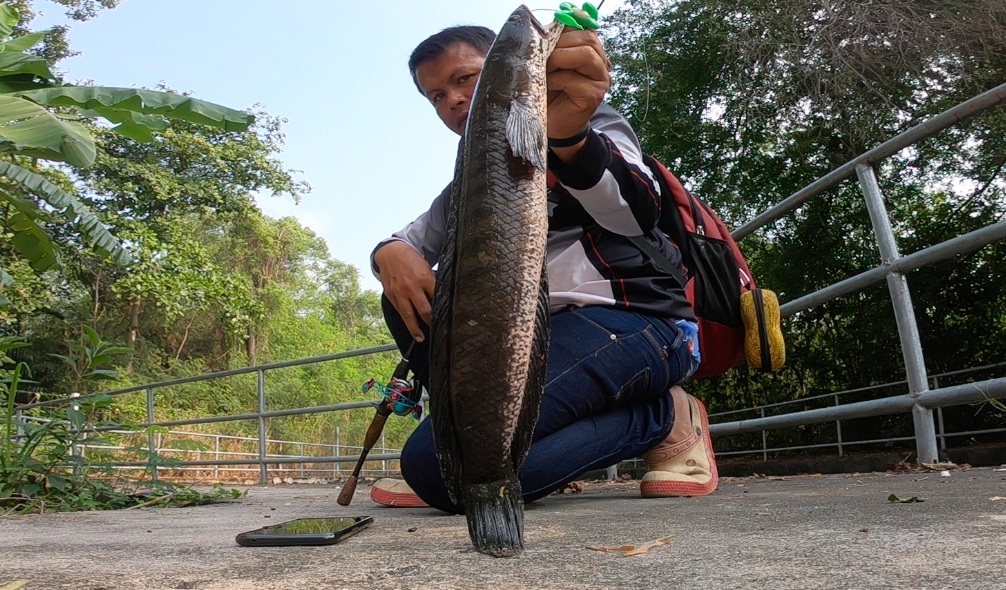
left=516, top=4, right=551, bottom=35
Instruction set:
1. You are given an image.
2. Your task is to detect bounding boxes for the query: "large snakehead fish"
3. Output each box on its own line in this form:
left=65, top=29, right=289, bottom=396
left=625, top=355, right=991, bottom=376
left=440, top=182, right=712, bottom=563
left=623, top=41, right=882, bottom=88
left=429, top=5, right=563, bottom=558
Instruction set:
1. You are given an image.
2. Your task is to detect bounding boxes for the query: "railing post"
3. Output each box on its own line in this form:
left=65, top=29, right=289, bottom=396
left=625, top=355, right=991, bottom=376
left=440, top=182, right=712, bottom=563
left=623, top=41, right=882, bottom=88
left=299, top=442, right=305, bottom=479
left=760, top=408, right=768, bottom=461
left=932, top=376, right=947, bottom=451
left=257, top=369, right=268, bottom=485
left=14, top=408, right=24, bottom=440
left=214, top=435, right=221, bottom=480
left=146, top=387, right=157, bottom=482
left=380, top=432, right=387, bottom=475
left=334, top=427, right=340, bottom=477
left=857, top=164, right=938, bottom=463
left=834, top=394, right=843, bottom=458
left=69, top=392, right=81, bottom=476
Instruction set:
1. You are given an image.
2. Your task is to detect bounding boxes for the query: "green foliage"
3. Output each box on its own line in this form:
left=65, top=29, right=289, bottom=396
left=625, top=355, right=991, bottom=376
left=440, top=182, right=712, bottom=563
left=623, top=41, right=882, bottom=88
left=49, top=325, right=130, bottom=394
left=0, top=0, right=410, bottom=484
left=605, top=0, right=1006, bottom=449
left=0, top=1, right=255, bottom=306
left=1, top=334, right=241, bottom=514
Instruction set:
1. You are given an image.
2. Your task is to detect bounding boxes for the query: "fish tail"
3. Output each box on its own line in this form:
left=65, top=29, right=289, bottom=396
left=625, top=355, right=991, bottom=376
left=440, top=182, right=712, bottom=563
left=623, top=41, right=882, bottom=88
left=463, top=478, right=524, bottom=557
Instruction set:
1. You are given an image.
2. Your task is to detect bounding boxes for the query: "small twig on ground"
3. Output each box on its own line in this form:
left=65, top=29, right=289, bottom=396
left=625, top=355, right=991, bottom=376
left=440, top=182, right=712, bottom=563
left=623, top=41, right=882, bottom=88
left=126, top=493, right=175, bottom=510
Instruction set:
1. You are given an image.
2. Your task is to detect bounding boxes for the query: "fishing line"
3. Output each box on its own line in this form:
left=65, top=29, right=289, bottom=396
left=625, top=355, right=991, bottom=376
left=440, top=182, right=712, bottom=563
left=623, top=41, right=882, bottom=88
left=639, top=35, right=651, bottom=123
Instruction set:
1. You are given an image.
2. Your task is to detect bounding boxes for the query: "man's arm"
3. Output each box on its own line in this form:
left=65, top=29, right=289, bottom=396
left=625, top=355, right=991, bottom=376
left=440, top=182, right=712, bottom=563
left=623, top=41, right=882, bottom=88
left=371, top=183, right=451, bottom=341
left=548, top=104, right=661, bottom=236
left=545, top=29, right=661, bottom=236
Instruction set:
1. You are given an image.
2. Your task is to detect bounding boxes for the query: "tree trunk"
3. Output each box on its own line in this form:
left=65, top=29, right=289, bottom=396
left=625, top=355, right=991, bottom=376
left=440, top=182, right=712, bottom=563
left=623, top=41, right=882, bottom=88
left=246, top=325, right=258, bottom=367
left=125, top=298, right=141, bottom=371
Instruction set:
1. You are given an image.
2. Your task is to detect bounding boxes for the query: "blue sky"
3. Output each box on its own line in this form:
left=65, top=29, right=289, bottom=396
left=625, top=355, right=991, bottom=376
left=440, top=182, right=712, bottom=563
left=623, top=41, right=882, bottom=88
left=30, top=0, right=626, bottom=292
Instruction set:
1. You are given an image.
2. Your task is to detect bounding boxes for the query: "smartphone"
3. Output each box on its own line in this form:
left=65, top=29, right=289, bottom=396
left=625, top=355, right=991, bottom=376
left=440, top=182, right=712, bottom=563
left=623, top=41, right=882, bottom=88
left=235, top=516, right=373, bottom=547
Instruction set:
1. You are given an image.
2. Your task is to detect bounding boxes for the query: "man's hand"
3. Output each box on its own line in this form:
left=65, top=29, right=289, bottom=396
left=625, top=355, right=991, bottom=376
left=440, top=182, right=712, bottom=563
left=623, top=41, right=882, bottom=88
left=374, top=241, right=436, bottom=342
left=546, top=28, right=611, bottom=159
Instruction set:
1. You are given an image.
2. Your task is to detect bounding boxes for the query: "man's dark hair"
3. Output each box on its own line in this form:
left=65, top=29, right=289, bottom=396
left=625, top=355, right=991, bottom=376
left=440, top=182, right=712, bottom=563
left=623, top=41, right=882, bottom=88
left=408, top=26, right=496, bottom=95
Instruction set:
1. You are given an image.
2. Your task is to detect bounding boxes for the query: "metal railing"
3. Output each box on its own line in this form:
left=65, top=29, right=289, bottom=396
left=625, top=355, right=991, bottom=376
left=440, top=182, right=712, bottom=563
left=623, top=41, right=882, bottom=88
left=12, top=81, right=1006, bottom=481
left=721, top=80, right=1006, bottom=463
left=15, top=344, right=404, bottom=484
left=707, top=362, right=1006, bottom=460
left=14, top=415, right=400, bottom=480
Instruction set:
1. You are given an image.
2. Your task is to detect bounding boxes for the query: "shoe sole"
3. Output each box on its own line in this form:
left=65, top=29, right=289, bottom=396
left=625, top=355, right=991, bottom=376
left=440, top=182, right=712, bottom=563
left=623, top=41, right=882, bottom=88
left=640, top=395, right=719, bottom=498
left=370, top=485, right=428, bottom=508
left=741, top=289, right=785, bottom=371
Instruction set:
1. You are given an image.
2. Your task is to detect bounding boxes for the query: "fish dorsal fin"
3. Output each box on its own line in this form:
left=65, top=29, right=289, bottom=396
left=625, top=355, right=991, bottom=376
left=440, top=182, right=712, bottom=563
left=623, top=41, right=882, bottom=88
left=506, top=98, right=547, bottom=173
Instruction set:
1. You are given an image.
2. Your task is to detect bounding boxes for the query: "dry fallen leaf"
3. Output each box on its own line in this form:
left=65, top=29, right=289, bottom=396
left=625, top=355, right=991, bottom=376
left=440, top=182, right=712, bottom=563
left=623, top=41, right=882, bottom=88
left=555, top=481, right=583, bottom=495
left=888, top=494, right=924, bottom=503
left=920, top=461, right=958, bottom=472
left=0, top=582, right=28, bottom=590
left=587, top=536, right=672, bottom=557
left=990, top=497, right=1006, bottom=502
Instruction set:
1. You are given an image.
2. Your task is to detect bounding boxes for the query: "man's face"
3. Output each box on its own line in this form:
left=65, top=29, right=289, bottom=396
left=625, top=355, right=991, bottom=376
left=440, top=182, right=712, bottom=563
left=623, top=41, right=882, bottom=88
left=414, top=42, right=486, bottom=136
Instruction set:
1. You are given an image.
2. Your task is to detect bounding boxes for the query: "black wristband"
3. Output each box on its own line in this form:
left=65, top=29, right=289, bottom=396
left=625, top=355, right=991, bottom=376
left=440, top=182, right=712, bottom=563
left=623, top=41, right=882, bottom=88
left=547, top=125, right=591, bottom=148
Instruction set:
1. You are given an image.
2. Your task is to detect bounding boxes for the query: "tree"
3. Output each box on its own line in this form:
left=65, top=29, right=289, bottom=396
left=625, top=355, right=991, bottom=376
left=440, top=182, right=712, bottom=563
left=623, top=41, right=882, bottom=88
left=603, top=0, right=1006, bottom=444
left=0, top=3, right=254, bottom=304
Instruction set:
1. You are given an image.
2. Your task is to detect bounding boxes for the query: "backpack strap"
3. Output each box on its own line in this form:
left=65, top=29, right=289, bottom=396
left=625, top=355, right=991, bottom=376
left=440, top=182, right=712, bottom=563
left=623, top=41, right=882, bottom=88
left=551, top=162, right=689, bottom=287
left=627, top=234, right=687, bottom=287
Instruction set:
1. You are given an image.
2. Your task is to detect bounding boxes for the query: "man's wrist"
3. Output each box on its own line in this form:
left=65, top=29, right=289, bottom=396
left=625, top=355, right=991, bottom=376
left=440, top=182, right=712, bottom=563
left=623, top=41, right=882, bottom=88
left=548, top=125, right=592, bottom=148
left=547, top=128, right=609, bottom=188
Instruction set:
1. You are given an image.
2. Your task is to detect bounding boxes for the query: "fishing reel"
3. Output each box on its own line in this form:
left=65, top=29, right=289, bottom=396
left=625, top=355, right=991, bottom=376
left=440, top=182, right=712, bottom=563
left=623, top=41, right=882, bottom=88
left=362, top=376, right=423, bottom=420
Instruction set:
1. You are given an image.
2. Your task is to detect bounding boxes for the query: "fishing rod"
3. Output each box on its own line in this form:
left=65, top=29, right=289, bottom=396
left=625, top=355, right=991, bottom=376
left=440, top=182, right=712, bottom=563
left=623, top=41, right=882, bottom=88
left=337, top=341, right=421, bottom=506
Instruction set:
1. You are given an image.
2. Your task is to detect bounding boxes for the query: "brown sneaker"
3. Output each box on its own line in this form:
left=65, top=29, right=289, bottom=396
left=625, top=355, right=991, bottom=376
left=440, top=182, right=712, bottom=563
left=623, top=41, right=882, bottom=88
left=640, top=387, right=718, bottom=497
left=369, top=478, right=428, bottom=507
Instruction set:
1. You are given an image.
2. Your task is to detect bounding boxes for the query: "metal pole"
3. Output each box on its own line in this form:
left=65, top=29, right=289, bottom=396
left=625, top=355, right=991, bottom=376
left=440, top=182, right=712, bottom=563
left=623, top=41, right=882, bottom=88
left=69, top=393, right=81, bottom=476
left=857, top=164, right=938, bottom=463
left=257, top=370, right=268, bottom=485
left=14, top=408, right=24, bottom=440
left=932, top=377, right=947, bottom=452
left=334, top=427, right=340, bottom=477
left=380, top=432, right=387, bottom=475
left=834, top=394, right=843, bottom=458
left=760, top=408, right=768, bottom=461
left=299, top=442, right=305, bottom=479
left=214, top=435, right=220, bottom=480
left=146, top=387, right=157, bottom=482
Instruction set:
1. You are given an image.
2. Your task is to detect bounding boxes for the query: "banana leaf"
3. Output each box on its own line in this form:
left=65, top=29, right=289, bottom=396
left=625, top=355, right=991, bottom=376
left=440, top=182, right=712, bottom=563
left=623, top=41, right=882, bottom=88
left=0, top=95, right=96, bottom=166
left=15, top=86, right=254, bottom=133
left=0, top=161, right=130, bottom=265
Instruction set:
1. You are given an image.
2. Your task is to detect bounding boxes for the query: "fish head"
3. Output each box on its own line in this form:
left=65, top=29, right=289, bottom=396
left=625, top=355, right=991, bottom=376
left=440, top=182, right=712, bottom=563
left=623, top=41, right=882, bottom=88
left=489, top=6, right=564, bottom=67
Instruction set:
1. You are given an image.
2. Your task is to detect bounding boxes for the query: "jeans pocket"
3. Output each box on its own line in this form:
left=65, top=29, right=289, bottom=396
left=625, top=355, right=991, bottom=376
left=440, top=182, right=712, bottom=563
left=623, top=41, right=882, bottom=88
left=611, top=367, right=652, bottom=406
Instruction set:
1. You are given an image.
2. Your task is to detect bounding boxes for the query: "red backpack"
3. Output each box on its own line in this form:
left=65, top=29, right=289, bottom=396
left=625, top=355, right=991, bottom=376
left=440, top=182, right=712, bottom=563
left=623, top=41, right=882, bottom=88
left=634, top=156, right=773, bottom=379
left=547, top=156, right=782, bottom=378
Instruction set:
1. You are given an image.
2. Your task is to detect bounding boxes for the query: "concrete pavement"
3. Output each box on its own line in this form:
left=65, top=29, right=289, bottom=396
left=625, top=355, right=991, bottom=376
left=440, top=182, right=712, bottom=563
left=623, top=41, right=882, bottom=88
left=2, top=467, right=1005, bottom=590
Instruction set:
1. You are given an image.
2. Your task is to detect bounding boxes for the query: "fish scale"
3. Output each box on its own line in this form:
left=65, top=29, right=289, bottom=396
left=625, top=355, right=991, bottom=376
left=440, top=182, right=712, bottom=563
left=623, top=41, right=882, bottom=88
left=428, top=5, right=563, bottom=558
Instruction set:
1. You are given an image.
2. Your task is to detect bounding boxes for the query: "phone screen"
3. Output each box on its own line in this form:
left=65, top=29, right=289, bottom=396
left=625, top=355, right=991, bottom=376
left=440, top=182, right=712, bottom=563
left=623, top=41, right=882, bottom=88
left=236, top=516, right=373, bottom=547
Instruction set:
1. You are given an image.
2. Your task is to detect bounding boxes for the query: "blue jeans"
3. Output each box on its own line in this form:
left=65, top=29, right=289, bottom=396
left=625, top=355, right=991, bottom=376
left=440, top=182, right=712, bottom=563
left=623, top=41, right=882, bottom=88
left=381, top=296, right=696, bottom=514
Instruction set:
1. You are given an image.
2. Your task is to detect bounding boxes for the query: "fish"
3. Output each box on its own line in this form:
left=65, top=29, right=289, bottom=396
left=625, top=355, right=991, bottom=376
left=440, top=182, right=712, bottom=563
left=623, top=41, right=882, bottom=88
left=428, top=5, right=563, bottom=558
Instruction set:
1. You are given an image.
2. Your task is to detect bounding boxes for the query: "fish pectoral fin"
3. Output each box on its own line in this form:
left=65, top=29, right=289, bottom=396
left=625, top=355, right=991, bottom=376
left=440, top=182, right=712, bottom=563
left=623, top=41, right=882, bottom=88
left=506, top=98, right=548, bottom=173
